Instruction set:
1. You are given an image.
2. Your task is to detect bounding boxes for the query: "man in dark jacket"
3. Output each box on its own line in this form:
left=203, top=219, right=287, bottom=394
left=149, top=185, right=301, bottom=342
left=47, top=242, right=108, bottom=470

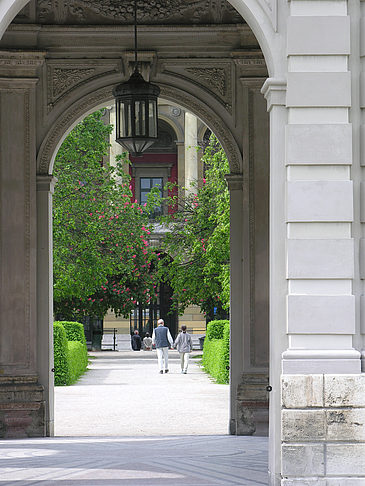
left=131, top=330, right=142, bottom=351
left=152, top=319, right=173, bottom=373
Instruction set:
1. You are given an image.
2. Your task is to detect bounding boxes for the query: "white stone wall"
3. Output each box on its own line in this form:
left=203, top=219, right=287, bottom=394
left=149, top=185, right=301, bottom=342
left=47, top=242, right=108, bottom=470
left=283, top=0, right=360, bottom=375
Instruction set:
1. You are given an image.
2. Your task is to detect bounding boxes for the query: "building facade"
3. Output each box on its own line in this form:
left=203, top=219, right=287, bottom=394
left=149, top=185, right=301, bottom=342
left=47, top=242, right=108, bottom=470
left=103, top=103, right=207, bottom=340
left=0, top=0, right=364, bottom=484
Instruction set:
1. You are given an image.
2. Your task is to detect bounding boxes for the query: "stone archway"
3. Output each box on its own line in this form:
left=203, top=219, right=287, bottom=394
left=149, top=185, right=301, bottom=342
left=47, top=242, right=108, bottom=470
left=0, top=0, right=283, bottom=483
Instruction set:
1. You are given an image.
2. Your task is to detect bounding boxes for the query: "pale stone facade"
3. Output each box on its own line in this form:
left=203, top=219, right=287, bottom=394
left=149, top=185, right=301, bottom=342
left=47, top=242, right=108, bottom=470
left=0, top=0, right=364, bottom=485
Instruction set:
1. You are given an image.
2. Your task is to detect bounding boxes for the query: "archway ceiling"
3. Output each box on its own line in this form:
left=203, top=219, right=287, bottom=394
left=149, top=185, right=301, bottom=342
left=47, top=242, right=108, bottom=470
left=14, top=0, right=245, bottom=25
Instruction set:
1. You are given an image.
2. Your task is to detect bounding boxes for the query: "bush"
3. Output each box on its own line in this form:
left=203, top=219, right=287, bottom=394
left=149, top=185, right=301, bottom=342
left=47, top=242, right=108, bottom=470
left=206, top=320, right=227, bottom=340
left=67, top=341, right=87, bottom=384
left=53, top=322, right=70, bottom=386
left=202, top=319, right=230, bottom=384
left=55, top=321, right=88, bottom=368
left=222, top=322, right=230, bottom=383
left=57, top=321, right=86, bottom=345
left=53, top=321, right=88, bottom=386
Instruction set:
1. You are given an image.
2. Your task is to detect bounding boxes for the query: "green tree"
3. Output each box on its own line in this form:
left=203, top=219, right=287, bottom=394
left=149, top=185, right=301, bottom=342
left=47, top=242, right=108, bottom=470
left=53, top=111, right=158, bottom=320
left=158, top=134, right=230, bottom=318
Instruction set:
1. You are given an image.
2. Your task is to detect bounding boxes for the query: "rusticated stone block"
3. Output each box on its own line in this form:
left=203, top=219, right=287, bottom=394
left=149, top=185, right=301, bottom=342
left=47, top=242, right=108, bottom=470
left=282, top=480, right=326, bottom=486
left=326, top=479, right=365, bottom=486
left=282, top=444, right=325, bottom=477
left=282, top=410, right=325, bottom=441
left=325, top=375, right=365, bottom=407
left=0, top=377, right=45, bottom=438
left=282, top=375, right=323, bottom=409
left=326, top=444, right=365, bottom=476
left=235, top=373, right=269, bottom=436
left=326, top=409, right=365, bottom=441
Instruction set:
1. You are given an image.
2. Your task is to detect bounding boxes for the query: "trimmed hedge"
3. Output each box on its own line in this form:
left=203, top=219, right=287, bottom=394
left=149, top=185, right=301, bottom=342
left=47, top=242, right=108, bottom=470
left=54, top=322, right=70, bottom=386
left=58, top=321, right=86, bottom=345
left=53, top=321, right=88, bottom=386
left=206, top=320, right=227, bottom=340
left=202, top=319, right=230, bottom=384
left=67, top=341, right=87, bottom=384
left=55, top=321, right=88, bottom=369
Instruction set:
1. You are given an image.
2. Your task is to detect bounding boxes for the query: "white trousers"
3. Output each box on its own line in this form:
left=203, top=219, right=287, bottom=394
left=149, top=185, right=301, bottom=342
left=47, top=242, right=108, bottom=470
left=179, top=352, right=190, bottom=371
left=156, top=347, right=169, bottom=371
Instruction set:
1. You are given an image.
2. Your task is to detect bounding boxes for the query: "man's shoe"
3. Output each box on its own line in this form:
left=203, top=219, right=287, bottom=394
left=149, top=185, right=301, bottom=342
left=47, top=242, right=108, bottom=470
left=183, top=370, right=187, bottom=374
left=165, top=369, right=169, bottom=373
left=159, top=370, right=163, bottom=374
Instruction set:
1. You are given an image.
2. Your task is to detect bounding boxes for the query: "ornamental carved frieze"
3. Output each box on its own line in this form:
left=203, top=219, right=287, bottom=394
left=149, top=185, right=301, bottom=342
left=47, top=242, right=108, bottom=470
left=46, top=61, right=120, bottom=112
left=161, top=61, right=233, bottom=114
left=186, top=67, right=226, bottom=97
left=24, top=0, right=244, bottom=25
left=51, top=67, right=95, bottom=99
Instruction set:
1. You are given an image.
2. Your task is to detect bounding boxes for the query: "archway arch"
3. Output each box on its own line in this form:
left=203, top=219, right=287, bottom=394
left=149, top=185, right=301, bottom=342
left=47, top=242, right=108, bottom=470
left=37, top=84, right=243, bottom=175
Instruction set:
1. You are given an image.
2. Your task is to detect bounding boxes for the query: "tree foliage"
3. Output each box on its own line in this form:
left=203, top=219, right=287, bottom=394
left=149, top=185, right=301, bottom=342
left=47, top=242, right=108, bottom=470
left=158, top=134, right=230, bottom=317
left=53, top=111, right=158, bottom=320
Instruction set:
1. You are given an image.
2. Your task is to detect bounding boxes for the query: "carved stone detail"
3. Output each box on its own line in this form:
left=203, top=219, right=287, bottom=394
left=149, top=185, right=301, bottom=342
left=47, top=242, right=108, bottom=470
left=34, top=0, right=244, bottom=25
left=51, top=67, right=95, bottom=99
left=46, top=62, right=120, bottom=112
left=161, top=61, right=233, bottom=114
left=186, top=67, right=226, bottom=97
left=0, top=51, right=45, bottom=78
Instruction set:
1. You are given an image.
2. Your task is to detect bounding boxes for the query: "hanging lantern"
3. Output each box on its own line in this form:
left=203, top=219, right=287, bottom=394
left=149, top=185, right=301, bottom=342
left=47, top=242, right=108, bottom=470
left=113, top=70, right=160, bottom=157
left=113, top=0, right=160, bottom=157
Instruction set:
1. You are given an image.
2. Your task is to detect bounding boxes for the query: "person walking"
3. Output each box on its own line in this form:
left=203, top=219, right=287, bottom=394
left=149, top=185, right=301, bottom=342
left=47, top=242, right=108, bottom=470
left=152, top=319, right=173, bottom=374
left=174, top=325, right=193, bottom=374
left=131, top=330, right=142, bottom=351
left=142, top=332, right=152, bottom=351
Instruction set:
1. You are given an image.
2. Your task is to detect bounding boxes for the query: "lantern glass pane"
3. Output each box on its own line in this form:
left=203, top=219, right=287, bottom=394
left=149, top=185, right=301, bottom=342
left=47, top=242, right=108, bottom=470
left=126, top=101, right=132, bottom=137
left=119, top=101, right=125, bottom=138
left=134, top=100, right=146, bottom=136
left=149, top=101, right=157, bottom=138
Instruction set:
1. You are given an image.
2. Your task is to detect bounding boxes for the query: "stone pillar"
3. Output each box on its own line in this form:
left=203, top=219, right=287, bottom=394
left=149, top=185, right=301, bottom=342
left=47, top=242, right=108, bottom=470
left=176, top=141, right=185, bottom=200
left=226, top=173, right=244, bottom=435
left=359, top=0, right=365, bottom=372
left=36, top=175, right=56, bottom=437
left=184, top=111, right=198, bottom=191
left=236, top=78, right=270, bottom=436
left=262, top=78, right=288, bottom=486
left=279, top=1, right=365, bottom=483
left=284, top=0, right=359, bottom=376
left=0, top=50, right=46, bottom=437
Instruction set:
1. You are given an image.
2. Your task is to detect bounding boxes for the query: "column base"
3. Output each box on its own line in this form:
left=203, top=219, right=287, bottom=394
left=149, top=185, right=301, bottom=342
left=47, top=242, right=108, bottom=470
left=235, top=372, right=269, bottom=436
left=0, top=375, right=45, bottom=438
left=282, top=349, right=361, bottom=374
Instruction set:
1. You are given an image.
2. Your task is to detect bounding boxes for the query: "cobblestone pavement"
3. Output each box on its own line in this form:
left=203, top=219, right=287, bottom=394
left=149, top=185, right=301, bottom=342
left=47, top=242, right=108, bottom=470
left=0, top=351, right=268, bottom=485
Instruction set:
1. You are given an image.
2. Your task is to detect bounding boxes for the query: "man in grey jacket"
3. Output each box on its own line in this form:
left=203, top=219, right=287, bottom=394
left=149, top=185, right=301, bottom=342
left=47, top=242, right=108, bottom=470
left=174, top=325, right=193, bottom=374
left=152, top=318, right=174, bottom=374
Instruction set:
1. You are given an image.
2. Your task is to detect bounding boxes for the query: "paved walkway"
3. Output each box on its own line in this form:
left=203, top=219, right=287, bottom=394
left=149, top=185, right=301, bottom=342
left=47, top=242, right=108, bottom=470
left=0, top=351, right=268, bottom=485
left=55, top=350, right=229, bottom=436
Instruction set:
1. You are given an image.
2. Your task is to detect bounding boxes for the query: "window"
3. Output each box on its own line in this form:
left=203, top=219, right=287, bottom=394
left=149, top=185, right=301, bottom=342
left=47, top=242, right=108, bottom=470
left=140, top=177, right=163, bottom=218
